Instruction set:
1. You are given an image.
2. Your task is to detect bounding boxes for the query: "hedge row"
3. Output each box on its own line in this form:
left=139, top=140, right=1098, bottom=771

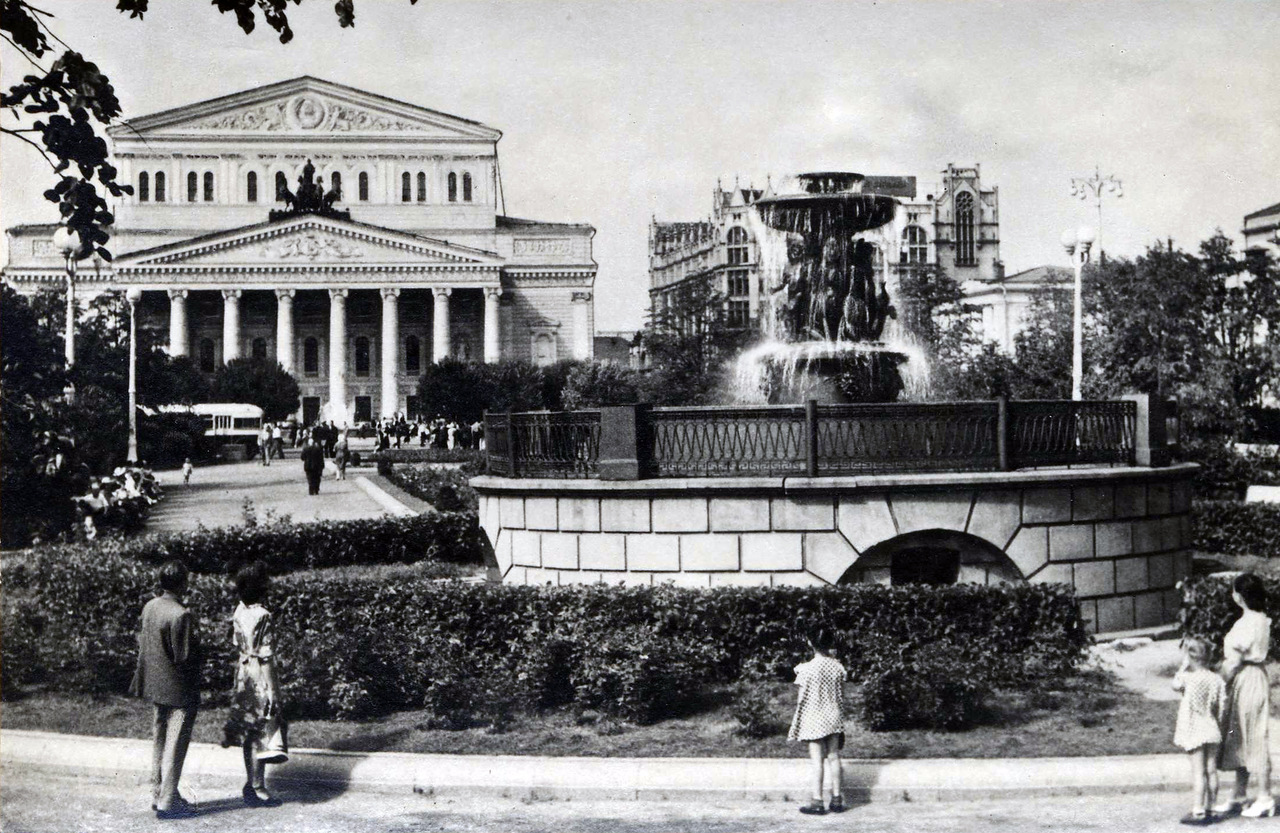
left=1180, top=573, right=1280, bottom=660
left=2, top=547, right=1090, bottom=723
left=2, top=512, right=483, bottom=580
left=384, top=464, right=479, bottom=513
left=373, top=448, right=481, bottom=464
left=1192, top=500, right=1280, bottom=557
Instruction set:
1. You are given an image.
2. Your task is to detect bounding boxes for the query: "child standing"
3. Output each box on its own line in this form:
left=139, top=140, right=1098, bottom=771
left=788, top=626, right=847, bottom=815
left=182, top=458, right=194, bottom=486
left=1173, top=637, right=1226, bottom=825
left=221, top=561, right=288, bottom=807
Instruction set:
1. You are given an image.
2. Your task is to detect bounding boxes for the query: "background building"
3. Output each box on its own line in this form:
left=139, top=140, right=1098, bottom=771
left=1244, top=201, right=1280, bottom=260
left=3, top=77, right=598, bottom=423
left=964, top=265, right=1071, bottom=352
left=648, top=164, right=1002, bottom=329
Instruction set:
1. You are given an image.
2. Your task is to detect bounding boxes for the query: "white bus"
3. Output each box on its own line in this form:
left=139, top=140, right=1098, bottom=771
left=159, top=403, right=264, bottom=451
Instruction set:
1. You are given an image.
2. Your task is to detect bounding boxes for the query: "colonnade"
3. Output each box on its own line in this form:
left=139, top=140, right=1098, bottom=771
left=164, top=285, right=505, bottom=419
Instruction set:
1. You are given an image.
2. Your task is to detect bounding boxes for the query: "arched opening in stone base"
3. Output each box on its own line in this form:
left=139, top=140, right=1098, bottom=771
left=839, top=529, right=1024, bottom=587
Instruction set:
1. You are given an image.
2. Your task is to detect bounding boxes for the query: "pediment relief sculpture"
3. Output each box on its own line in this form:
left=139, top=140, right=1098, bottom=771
left=263, top=233, right=364, bottom=261
left=192, top=95, right=427, bottom=132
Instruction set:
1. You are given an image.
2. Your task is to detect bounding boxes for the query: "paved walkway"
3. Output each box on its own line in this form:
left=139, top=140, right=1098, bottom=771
left=147, top=456, right=394, bottom=533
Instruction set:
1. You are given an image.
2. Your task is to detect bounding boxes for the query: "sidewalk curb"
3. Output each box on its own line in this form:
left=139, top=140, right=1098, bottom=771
left=0, top=729, right=1217, bottom=803
left=353, top=475, right=417, bottom=517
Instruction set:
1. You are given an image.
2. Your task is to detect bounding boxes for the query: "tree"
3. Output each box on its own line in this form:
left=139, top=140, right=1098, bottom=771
left=416, top=359, right=550, bottom=424
left=893, top=264, right=983, bottom=400
left=642, top=280, right=757, bottom=405
left=2, top=0, right=418, bottom=259
left=211, top=358, right=301, bottom=423
left=561, top=362, right=642, bottom=409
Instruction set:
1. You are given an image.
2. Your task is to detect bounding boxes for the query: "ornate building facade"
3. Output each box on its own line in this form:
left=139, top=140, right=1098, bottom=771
left=3, top=77, right=597, bottom=423
left=648, top=164, right=1001, bottom=328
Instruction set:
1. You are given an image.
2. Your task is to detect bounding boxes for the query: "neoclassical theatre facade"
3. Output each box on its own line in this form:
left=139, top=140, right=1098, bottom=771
left=3, top=77, right=597, bottom=424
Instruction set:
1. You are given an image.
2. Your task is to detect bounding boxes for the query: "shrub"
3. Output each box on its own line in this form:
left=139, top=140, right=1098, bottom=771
left=860, top=640, right=992, bottom=731
left=1180, top=573, right=1280, bottom=658
left=1192, top=500, right=1280, bottom=557
left=385, top=464, right=479, bottom=513
left=730, top=676, right=784, bottom=739
left=373, top=448, right=481, bottom=465
left=6, top=512, right=484, bottom=577
left=570, top=626, right=716, bottom=724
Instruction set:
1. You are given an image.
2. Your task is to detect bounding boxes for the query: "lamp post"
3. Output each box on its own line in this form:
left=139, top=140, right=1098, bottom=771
left=1061, top=225, right=1096, bottom=401
left=1069, top=167, right=1122, bottom=256
left=126, top=287, right=143, bottom=464
left=52, top=227, right=81, bottom=399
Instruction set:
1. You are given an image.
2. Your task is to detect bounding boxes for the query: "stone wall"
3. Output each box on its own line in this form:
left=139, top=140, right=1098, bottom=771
left=473, top=463, right=1198, bottom=634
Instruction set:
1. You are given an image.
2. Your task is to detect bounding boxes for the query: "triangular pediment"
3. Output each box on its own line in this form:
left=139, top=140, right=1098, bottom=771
left=109, top=77, right=501, bottom=140
left=116, top=216, right=503, bottom=270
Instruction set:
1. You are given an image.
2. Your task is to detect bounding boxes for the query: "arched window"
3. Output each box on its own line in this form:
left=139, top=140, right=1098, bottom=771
left=462, top=172, right=472, bottom=202
left=903, top=225, right=928, bottom=265
left=354, top=337, right=371, bottom=376
left=187, top=171, right=198, bottom=202
left=358, top=172, right=369, bottom=202
left=275, top=172, right=288, bottom=202
left=154, top=172, right=166, bottom=202
left=199, top=338, right=215, bottom=373
left=252, top=337, right=268, bottom=360
left=727, top=227, right=750, bottom=265
left=955, top=192, right=976, bottom=266
left=416, top=172, right=426, bottom=202
left=330, top=172, right=341, bottom=200
left=246, top=171, right=258, bottom=203
left=405, top=335, right=420, bottom=373
left=138, top=172, right=150, bottom=202
left=401, top=172, right=411, bottom=203
left=203, top=171, right=214, bottom=202
left=447, top=172, right=457, bottom=203
left=303, top=337, right=319, bottom=375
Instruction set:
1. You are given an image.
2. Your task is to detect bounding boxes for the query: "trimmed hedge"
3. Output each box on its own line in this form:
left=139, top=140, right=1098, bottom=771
left=373, top=448, right=481, bottom=464
left=1192, top=500, right=1280, bottom=557
left=1180, top=573, right=1280, bottom=660
left=3, top=550, right=1090, bottom=724
left=384, top=464, right=479, bottom=513
left=2, top=512, right=483, bottom=579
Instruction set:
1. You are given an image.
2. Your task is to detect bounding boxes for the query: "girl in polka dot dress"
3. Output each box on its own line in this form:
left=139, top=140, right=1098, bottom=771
left=1172, top=637, right=1225, bottom=825
left=789, top=626, right=847, bottom=815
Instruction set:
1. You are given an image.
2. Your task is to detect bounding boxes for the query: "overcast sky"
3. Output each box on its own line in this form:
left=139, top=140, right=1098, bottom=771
left=2, top=0, right=1278, bottom=331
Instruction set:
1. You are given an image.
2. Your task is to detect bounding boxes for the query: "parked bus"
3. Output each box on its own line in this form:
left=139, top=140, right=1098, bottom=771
left=160, top=403, right=264, bottom=457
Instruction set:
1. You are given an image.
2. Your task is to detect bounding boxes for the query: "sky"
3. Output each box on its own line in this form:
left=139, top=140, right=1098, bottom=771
left=2, top=0, right=1278, bottom=332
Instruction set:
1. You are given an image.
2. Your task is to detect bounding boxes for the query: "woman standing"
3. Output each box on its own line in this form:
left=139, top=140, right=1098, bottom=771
left=1215, top=573, right=1275, bottom=818
left=221, top=561, right=288, bottom=807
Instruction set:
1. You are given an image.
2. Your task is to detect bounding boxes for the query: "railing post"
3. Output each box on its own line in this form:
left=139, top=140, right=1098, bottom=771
left=507, top=411, right=518, bottom=477
left=805, top=399, right=819, bottom=477
left=996, top=396, right=1011, bottom=471
left=599, top=404, right=648, bottom=480
left=1123, top=393, right=1169, bottom=467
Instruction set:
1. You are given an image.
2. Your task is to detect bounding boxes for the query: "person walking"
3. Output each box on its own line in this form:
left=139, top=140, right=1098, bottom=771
left=300, top=437, right=324, bottom=496
left=788, top=625, right=847, bottom=816
left=270, top=422, right=284, bottom=460
left=220, top=561, right=288, bottom=808
left=130, top=560, right=202, bottom=820
left=258, top=424, right=271, bottom=467
left=1172, top=637, right=1225, bottom=825
left=1214, top=573, right=1276, bottom=818
left=181, top=458, right=194, bottom=487
left=334, top=431, right=349, bottom=481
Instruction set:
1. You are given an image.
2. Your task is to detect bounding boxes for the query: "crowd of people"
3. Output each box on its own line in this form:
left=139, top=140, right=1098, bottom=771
left=72, top=461, right=165, bottom=541
left=372, top=415, right=485, bottom=452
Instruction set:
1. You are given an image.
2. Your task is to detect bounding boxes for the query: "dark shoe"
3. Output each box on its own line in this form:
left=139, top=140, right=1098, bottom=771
left=243, top=784, right=282, bottom=808
left=828, top=796, right=846, bottom=813
left=1179, top=811, right=1210, bottom=826
left=799, top=799, right=826, bottom=815
left=155, top=797, right=197, bottom=820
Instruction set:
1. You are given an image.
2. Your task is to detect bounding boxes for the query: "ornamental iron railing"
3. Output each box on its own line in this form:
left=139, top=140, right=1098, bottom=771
left=484, top=397, right=1149, bottom=479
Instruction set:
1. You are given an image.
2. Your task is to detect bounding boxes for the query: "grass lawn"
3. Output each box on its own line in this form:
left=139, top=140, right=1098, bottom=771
left=2, top=670, right=1179, bottom=759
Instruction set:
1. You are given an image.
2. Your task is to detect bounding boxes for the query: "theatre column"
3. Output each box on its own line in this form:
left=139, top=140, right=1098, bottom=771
left=484, top=287, right=502, bottom=363
left=572, top=291, right=592, bottom=360
left=221, top=289, right=241, bottom=362
left=275, top=289, right=295, bottom=373
left=432, top=286, right=451, bottom=363
left=380, top=287, right=400, bottom=418
left=328, top=288, right=348, bottom=421
left=167, top=289, right=188, bottom=357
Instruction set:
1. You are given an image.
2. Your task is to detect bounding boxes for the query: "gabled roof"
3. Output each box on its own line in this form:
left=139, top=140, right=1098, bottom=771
left=108, top=76, right=501, bottom=141
left=1245, top=201, right=1280, bottom=221
left=991, top=265, right=1072, bottom=286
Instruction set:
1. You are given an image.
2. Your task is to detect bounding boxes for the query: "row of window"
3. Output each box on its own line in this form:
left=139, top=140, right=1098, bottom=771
left=137, top=170, right=475, bottom=204
left=197, top=335, right=426, bottom=375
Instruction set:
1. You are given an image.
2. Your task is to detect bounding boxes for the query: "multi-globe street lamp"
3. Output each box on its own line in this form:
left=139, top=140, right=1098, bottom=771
left=1069, top=167, right=1122, bottom=256
left=52, top=226, right=81, bottom=399
left=1061, top=225, right=1096, bottom=402
left=126, top=287, right=143, bottom=464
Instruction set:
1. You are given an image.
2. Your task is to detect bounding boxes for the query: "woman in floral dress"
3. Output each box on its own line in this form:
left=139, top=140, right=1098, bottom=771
left=222, top=561, right=288, bottom=807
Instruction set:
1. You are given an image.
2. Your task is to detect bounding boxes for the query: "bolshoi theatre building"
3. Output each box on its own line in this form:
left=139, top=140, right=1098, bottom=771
left=2, top=77, right=598, bottom=424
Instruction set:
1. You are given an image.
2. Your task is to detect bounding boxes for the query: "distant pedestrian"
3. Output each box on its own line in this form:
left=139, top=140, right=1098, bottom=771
left=300, top=437, right=324, bottom=496
left=130, top=560, right=202, bottom=820
left=1172, top=637, right=1225, bottom=825
left=334, top=432, right=349, bottom=481
left=258, top=425, right=271, bottom=467
left=1214, top=573, right=1276, bottom=818
left=270, top=423, right=284, bottom=460
left=220, top=561, right=288, bottom=808
left=788, top=625, right=846, bottom=816
left=181, top=458, right=194, bottom=486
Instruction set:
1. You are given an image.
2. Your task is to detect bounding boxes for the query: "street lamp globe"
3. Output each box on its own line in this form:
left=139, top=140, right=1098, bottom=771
left=1060, top=228, right=1078, bottom=250
left=125, top=287, right=143, bottom=305
left=1077, top=225, right=1097, bottom=247
left=52, top=227, right=80, bottom=257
